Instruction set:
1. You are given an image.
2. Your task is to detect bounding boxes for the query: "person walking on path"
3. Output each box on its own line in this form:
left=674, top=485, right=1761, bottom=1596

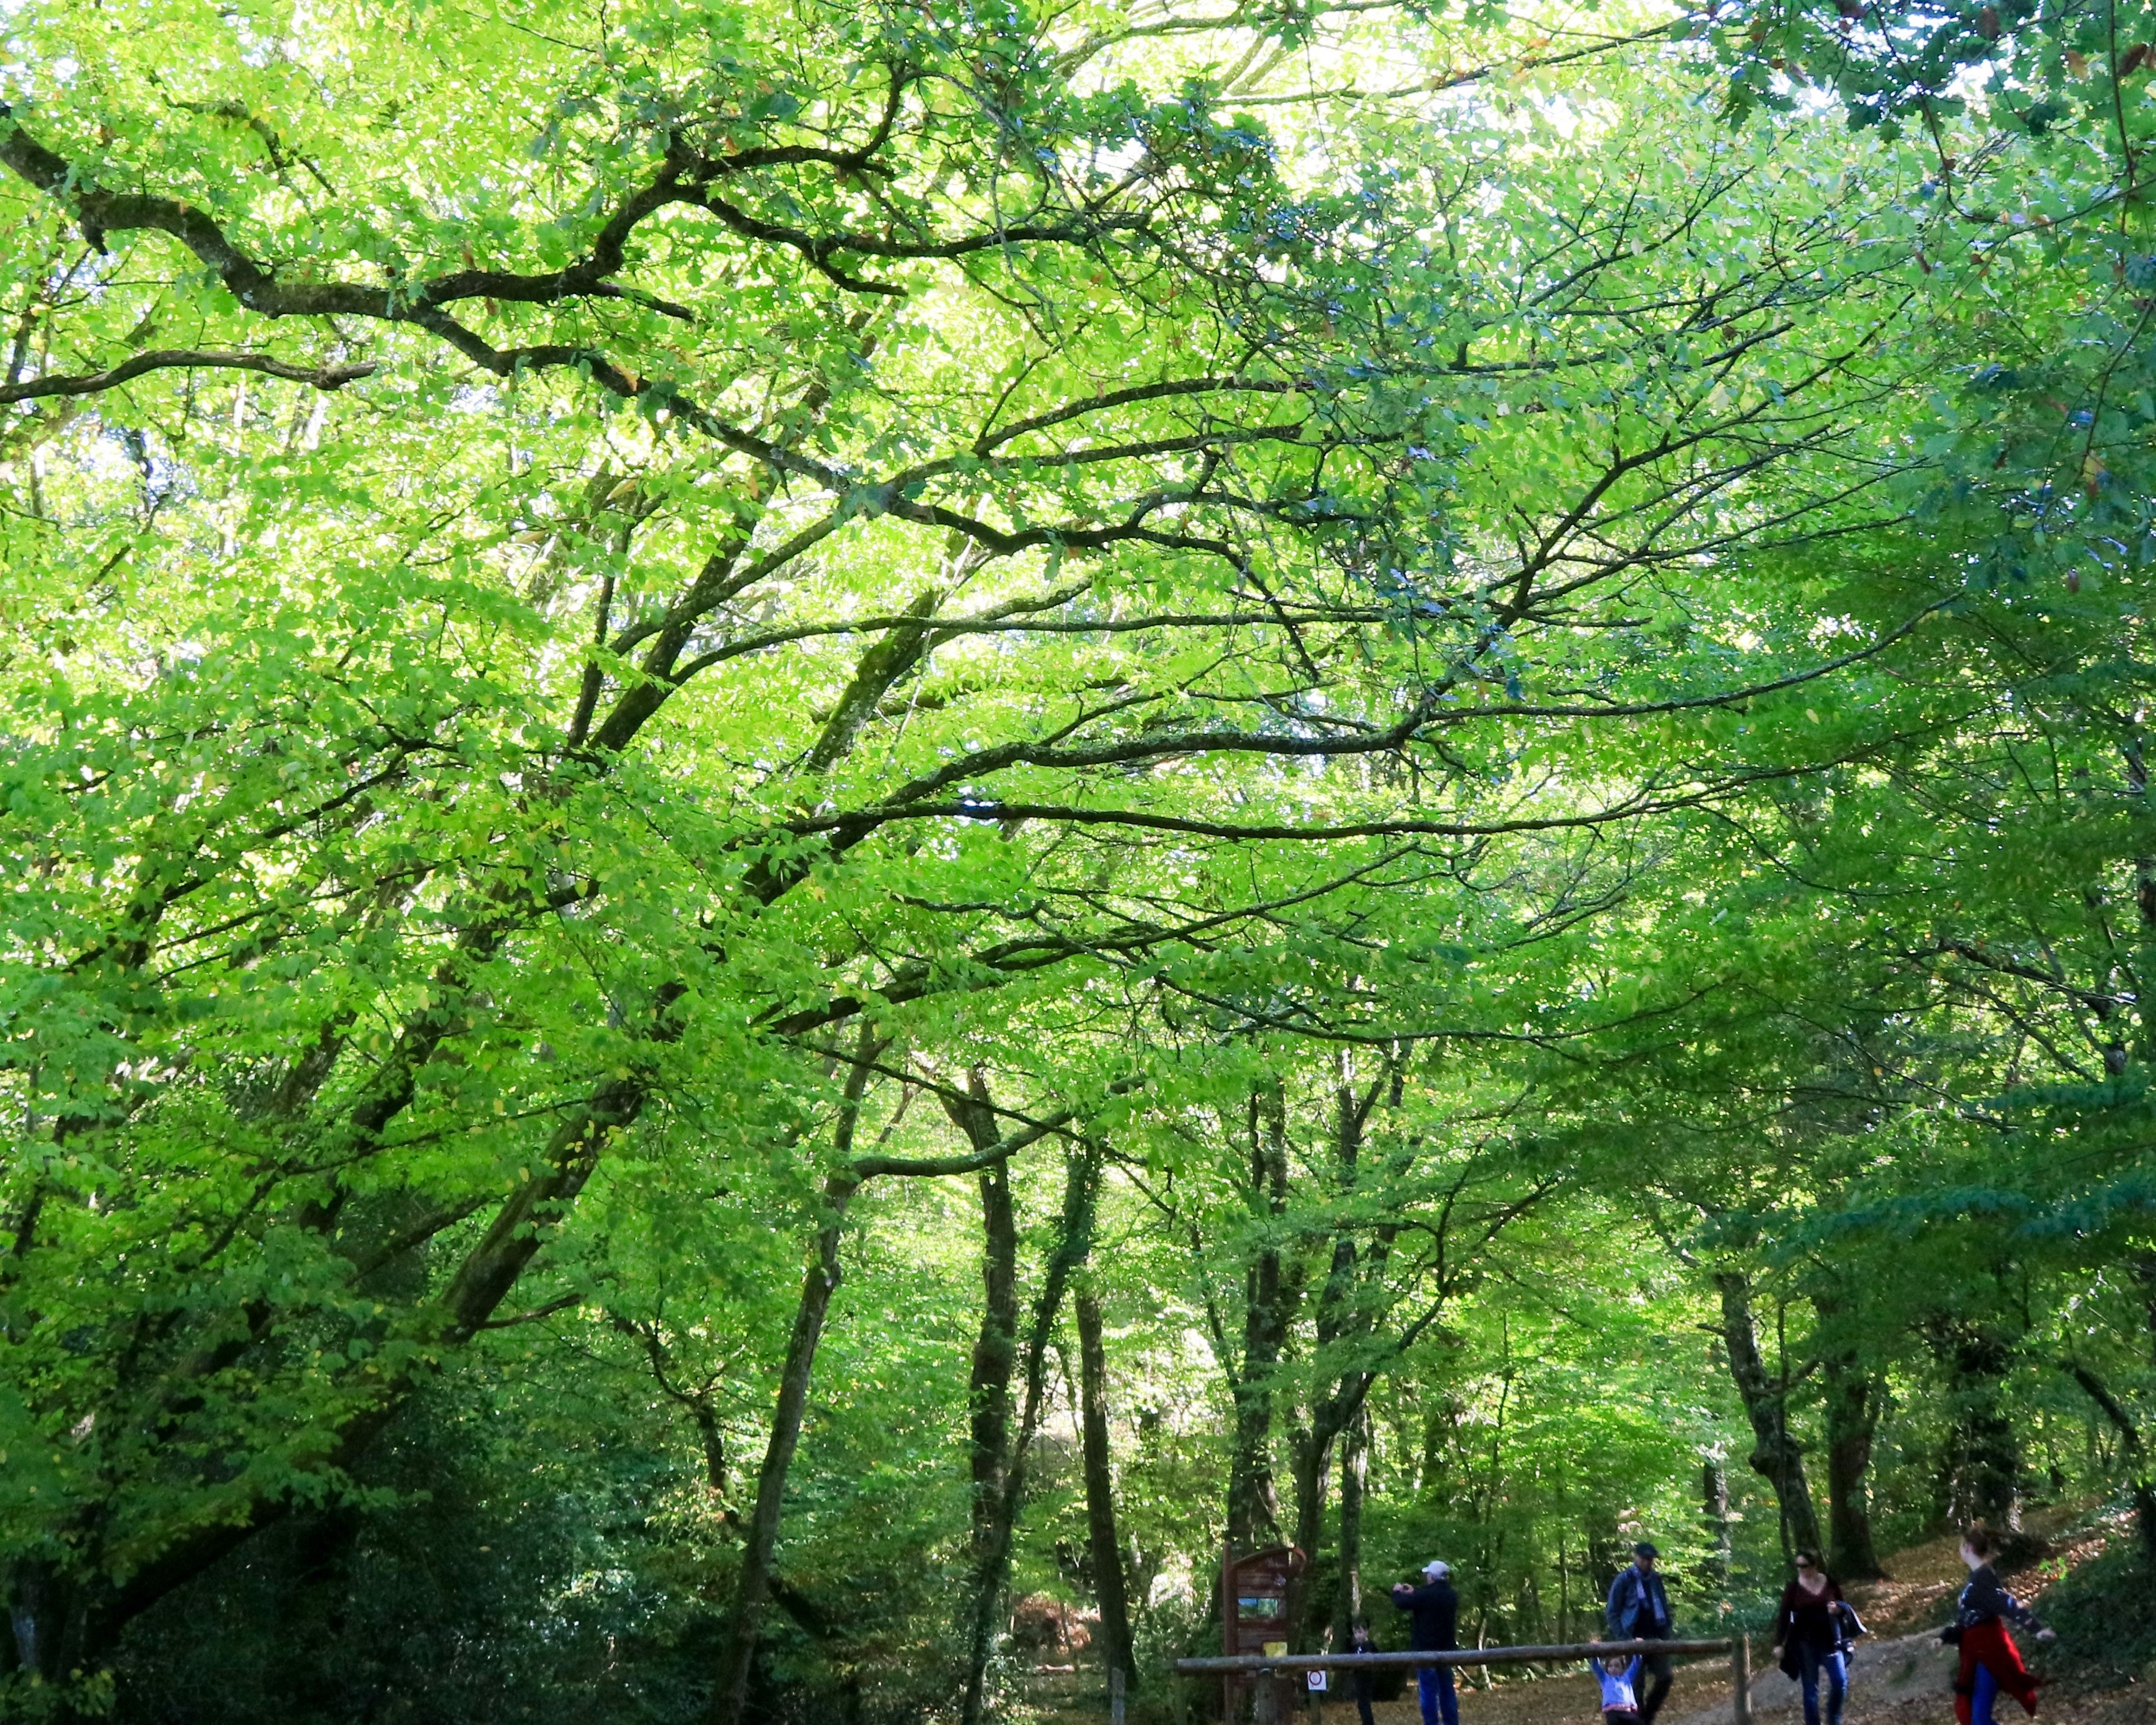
left=1391, top=1560, right=1461, bottom=1725
left=1591, top=1647, right=1645, bottom=1725
left=1605, top=1541, right=1675, bottom=1725
left=1942, top=1525, right=2054, bottom=1725
left=1347, top=1623, right=1380, bottom=1725
left=1770, top=1550, right=1866, bottom=1725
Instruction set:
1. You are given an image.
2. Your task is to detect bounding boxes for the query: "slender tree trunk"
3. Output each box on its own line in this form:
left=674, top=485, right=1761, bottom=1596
left=1822, top=1354, right=1883, bottom=1579
left=1287, top=1053, right=1405, bottom=1653
left=1283, top=1060, right=1379, bottom=1650
left=1937, top=1325, right=2021, bottom=1530
left=1287, top=1057, right=1378, bottom=1649
left=1714, top=1271, right=1825, bottom=1560
left=1225, top=1317, right=1283, bottom=1547
left=1287, top=1413, right=1334, bottom=1649
left=711, top=1172, right=857, bottom=1725
left=2134, top=1249, right=2156, bottom=1369
left=1228, top=1083, right=1294, bottom=1550
left=2065, top=1363, right=2156, bottom=1567
left=1558, top=1531, right=1573, bottom=1642
left=1700, top=1459, right=1732, bottom=1593
left=1332, top=1404, right=1371, bottom=1652
left=1420, top=1400, right=1453, bottom=1501
left=1812, top=1289, right=1883, bottom=1578
left=959, top=1147, right=1100, bottom=1725
left=944, top=1071, right=1018, bottom=1550
left=972, top=1162, right=1018, bottom=1543
left=1077, top=1281, right=1138, bottom=1694
left=713, top=1040, right=881, bottom=1725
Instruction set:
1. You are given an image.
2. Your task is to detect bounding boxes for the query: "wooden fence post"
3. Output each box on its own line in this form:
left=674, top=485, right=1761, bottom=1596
left=1222, top=1540, right=1236, bottom=1725
left=1730, top=1633, right=1752, bottom=1725
left=1111, top=1664, right=1127, bottom=1725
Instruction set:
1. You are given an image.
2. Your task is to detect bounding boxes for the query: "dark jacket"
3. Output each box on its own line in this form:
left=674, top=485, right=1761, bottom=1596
left=1349, top=1634, right=1378, bottom=1706
left=1606, top=1566, right=1673, bottom=1640
left=1391, top=1580, right=1460, bottom=1651
left=1951, top=1565, right=2044, bottom=1636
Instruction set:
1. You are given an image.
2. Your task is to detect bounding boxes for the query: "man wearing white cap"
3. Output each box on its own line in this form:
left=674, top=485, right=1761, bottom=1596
left=1391, top=1560, right=1460, bottom=1725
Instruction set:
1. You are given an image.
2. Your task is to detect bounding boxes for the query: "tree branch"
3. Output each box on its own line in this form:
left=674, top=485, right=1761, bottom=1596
left=0, top=348, right=373, bottom=403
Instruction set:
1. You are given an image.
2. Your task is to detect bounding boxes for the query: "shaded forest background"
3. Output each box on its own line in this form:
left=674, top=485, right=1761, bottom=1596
left=1, top=0, right=2154, bottom=1720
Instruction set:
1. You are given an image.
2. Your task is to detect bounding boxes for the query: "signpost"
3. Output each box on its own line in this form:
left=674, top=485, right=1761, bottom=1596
left=1221, top=1542, right=1307, bottom=1724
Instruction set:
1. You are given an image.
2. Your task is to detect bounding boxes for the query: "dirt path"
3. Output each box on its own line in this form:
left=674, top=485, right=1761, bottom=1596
left=1668, top=1632, right=1955, bottom=1725
left=1309, top=1638, right=2142, bottom=1725
left=1029, top=1508, right=2146, bottom=1724
left=1303, top=1507, right=2144, bottom=1725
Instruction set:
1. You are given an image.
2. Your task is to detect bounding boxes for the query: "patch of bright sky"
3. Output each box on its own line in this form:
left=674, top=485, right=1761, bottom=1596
left=1062, top=0, right=1682, bottom=176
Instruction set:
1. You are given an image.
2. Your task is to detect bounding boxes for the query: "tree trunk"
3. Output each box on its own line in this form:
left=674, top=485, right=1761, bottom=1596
left=2135, top=1249, right=2156, bottom=1370
left=1287, top=1413, right=1334, bottom=1649
left=1713, top=1271, right=1825, bottom=1560
left=1331, top=1404, right=1371, bottom=1652
left=1822, top=1354, right=1883, bottom=1579
left=1812, top=1290, right=1883, bottom=1579
left=2065, top=1362, right=2156, bottom=1567
left=1700, top=1459, right=1732, bottom=1593
left=1938, top=1325, right=2021, bottom=1531
left=944, top=1071, right=1019, bottom=1551
left=711, top=1172, right=857, bottom=1725
left=1077, top=1282, right=1138, bottom=1694
left=713, top=1040, right=882, bottom=1725
left=959, top=1147, right=1100, bottom=1725
left=1228, top=1083, right=1295, bottom=1550
left=1225, top=1348, right=1283, bottom=1547
left=1285, top=1056, right=1391, bottom=1649
left=1420, top=1400, right=1455, bottom=1501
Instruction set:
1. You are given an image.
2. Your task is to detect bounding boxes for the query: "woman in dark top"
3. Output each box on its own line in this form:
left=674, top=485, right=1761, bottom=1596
left=1770, top=1550, right=1859, bottom=1725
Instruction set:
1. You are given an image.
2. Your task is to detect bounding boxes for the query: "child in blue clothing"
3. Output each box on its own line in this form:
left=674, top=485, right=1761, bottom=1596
left=1593, top=1648, right=1645, bottom=1724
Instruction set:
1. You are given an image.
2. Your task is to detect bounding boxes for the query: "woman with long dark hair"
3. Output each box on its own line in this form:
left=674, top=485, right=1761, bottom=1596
left=1770, top=1550, right=1864, bottom=1725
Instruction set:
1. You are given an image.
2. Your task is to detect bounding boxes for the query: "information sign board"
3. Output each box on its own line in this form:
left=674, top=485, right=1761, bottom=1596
left=1220, top=1544, right=1307, bottom=1723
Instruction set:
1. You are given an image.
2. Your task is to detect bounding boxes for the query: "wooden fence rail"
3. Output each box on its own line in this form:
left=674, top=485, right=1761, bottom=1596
left=1174, top=1635, right=1732, bottom=1672
left=1174, top=1635, right=1755, bottom=1725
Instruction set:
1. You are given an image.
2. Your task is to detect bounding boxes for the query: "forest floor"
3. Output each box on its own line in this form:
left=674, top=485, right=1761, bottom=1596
left=1020, top=1506, right=2152, bottom=1725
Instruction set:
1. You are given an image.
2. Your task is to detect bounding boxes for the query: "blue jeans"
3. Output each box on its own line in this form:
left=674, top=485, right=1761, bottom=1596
left=1971, top=1662, right=1998, bottom=1725
left=1797, top=1645, right=1847, bottom=1725
left=1417, top=1666, right=1458, bottom=1725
